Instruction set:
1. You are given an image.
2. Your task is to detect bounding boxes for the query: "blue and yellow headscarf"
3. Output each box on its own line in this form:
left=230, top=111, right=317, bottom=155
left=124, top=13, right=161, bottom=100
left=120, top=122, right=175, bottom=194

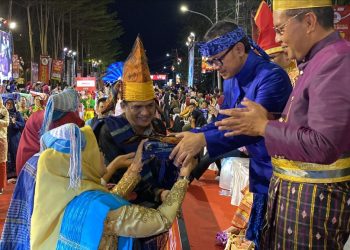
left=40, top=88, right=80, bottom=136
left=32, top=125, right=132, bottom=249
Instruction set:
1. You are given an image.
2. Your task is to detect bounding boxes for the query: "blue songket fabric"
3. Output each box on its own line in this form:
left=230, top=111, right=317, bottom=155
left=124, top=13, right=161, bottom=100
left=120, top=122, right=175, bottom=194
left=98, top=115, right=178, bottom=192
left=57, top=190, right=133, bottom=250
left=0, top=154, right=39, bottom=250
left=245, top=193, right=268, bottom=249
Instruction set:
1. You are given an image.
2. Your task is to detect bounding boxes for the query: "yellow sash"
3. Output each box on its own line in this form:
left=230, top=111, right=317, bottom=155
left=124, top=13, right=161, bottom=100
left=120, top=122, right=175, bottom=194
left=272, top=157, right=350, bottom=183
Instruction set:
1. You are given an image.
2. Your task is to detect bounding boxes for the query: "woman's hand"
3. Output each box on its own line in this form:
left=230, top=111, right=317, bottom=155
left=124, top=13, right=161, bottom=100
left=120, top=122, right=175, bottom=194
left=128, top=139, right=147, bottom=174
left=109, top=153, right=135, bottom=171
left=179, top=157, right=198, bottom=177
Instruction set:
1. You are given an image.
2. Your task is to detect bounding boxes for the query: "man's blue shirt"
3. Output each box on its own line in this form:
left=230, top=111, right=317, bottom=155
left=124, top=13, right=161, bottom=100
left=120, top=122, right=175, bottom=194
left=193, top=51, right=292, bottom=194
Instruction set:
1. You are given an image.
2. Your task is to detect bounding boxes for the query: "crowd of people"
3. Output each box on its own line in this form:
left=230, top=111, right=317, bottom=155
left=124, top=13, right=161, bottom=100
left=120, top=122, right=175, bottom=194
left=0, top=0, right=350, bottom=249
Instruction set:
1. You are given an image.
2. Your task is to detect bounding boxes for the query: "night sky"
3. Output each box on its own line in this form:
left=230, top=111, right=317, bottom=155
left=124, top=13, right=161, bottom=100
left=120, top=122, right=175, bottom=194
left=114, top=0, right=187, bottom=73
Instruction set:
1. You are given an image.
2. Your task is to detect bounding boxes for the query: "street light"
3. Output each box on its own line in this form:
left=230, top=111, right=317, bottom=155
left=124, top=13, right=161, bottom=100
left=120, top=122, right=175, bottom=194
left=180, top=2, right=222, bottom=90
left=9, top=22, right=16, bottom=30
left=180, top=5, right=214, bottom=25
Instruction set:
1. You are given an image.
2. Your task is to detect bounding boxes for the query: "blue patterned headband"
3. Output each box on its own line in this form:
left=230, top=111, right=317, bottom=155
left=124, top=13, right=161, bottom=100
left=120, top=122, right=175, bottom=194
left=198, top=27, right=246, bottom=57
left=198, top=27, right=270, bottom=61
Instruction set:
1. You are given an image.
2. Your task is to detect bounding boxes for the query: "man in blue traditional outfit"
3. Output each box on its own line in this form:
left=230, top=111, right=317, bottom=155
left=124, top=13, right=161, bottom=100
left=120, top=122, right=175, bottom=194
left=170, top=20, right=292, bottom=247
left=94, top=37, right=179, bottom=249
left=216, top=1, right=350, bottom=248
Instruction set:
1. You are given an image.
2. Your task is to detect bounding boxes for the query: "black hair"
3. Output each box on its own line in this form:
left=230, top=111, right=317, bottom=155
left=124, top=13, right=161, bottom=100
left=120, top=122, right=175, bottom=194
left=285, top=6, right=334, bottom=29
left=204, top=19, right=250, bottom=53
left=97, top=97, right=107, bottom=106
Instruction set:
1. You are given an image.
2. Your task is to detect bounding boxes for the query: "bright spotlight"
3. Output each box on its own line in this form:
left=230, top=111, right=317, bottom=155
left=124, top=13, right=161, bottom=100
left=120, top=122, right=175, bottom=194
left=180, top=5, right=188, bottom=12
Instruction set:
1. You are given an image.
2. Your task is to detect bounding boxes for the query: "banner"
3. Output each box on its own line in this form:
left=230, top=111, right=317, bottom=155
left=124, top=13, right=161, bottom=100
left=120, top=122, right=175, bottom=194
left=51, top=59, right=64, bottom=81
left=188, top=44, right=195, bottom=87
left=334, top=5, right=350, bottom=41
left=12, top=54, right=20, bottom=79
left=75, top=77, right=96, bottom=92
left=31, top=62, right=38, bottom=84
left=0, top=30, right=12, bottom=83
left=151, top=74, right=167, bottom=81
left=39, top=55, right=50, bottom=83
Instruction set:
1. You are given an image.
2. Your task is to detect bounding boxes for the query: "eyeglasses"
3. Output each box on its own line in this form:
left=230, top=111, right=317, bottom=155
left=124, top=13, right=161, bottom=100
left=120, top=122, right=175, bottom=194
left=274, top=12, right=306, bottom=36
left=126, top=102, right=156, bottom=113
left=206, top=45, right=235, bottom=67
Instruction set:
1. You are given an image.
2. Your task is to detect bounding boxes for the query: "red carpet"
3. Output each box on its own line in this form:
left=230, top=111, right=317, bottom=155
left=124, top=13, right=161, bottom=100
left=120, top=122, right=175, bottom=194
left=0, top=183, right=15, bottom=234
left=0, top=171, right=236, bottom=250
left=182, top=170, right=237, bottom=250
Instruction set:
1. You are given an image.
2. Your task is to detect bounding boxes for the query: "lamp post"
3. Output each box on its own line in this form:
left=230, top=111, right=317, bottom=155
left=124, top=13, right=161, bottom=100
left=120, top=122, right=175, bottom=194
left=63, top=48, right=77, bottom=86
left=180, top=5, right=214, bottom=25
left=180, top=3, right=222, bottom=91
left=186, top=32, right=196, bottom=88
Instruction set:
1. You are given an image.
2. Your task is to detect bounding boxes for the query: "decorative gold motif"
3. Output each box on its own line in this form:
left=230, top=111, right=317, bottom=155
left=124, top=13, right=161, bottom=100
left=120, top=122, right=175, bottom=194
left=98, top=234, right=118, bottom=250
left=162, top=179, right=188, bottom=207
left=102, top=179, right=189, bottom=238
left=110, top=173, right=141, bottom=198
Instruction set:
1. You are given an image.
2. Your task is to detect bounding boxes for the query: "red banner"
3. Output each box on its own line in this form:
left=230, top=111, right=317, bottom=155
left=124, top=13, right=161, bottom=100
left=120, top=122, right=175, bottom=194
left=334, top=5, right=350, bottom=41
left=12, top=54, right=20, bottom=79
left=39, top=55, right=50, bottom=83
left=31, top=62, right=38, bottom=84
left=75, top=77, right=96, bottom=92
left=51, top=59, right=64, bottom=81
left=151, top=74, right=167, bottom=80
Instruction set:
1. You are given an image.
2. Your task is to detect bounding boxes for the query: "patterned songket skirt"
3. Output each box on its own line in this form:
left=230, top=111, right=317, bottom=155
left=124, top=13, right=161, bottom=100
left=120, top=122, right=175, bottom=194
left=260, top=175, right=350, bottom=249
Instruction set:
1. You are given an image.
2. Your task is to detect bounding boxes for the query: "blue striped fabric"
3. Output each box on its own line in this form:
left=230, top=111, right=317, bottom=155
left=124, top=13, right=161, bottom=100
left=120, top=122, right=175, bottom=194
left=0, top=155, right=39, bottom=250
left=56, top=190, right=133, bottom=250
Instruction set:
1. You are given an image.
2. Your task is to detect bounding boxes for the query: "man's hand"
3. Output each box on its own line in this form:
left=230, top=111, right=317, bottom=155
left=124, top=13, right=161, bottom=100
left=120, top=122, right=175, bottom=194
left=169, top=132, right=206, bottom=167
left=215, top=98, right=269, bottom=137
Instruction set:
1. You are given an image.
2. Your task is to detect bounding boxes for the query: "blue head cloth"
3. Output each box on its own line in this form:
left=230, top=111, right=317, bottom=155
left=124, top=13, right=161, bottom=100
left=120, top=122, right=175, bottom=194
left=40, top=88, right=80, bottom=136
left=40, top=123, right=86, bottom=189
left=198, top=27, right=270, bottom=61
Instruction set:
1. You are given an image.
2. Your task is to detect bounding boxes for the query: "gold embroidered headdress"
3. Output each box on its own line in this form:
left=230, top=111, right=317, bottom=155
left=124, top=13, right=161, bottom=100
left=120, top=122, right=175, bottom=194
left=273, top=0, right=332, bottom=11
left=122, top=36, right=155, bottom=101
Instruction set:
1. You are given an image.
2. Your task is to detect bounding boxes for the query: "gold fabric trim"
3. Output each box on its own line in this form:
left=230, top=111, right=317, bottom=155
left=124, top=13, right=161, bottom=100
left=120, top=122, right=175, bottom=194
left=123, top=81, right=155, bottom=101
left=265, top=46, right=284, bottom=55
left=282, top=182, right=291, bottom=248
left=309, top=185, right=317, bottom=249
left=272, top=157, right=350, bottom=183
left=273, top=0, right=332, bottom=11
left=294, top=184, right=303, bottom=250
left=102, top=179, right=188, bottom=239
left=110, top=172, right=141, bottom=199
left=272, top=158, right=350, bottom=171
left=273, top=172, right=350, bottom=183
